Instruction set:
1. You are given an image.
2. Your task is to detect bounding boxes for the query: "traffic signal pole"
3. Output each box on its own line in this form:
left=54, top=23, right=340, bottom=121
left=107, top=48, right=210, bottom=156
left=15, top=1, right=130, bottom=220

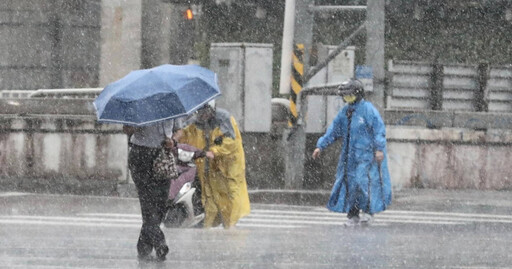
left=365, top=0, right=386, bottom=113
left=282, top=0, right=313, bottom=189
left=279, top=0, right=296, bottom=95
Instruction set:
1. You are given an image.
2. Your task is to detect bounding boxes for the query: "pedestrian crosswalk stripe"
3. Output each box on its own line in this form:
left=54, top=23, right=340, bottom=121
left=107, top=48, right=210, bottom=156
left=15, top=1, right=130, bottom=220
left=237, top=223, right=304, bottom=229
left=252, top=209, right=512, bottom=221
left=240, top=216, right=460, bottom=226
left=79, top=213, right=140, bottom=218
left=245, top=213, right=466, bottom=224
left=1, top=207, right=512, bottom=229
left=3, top=215, right=140, bottom=223
left=381, top=210, right=512, bottom=220
left=0, top=192, right=31, bottom=197
left=0, top=218, right=140, bottom=228
left=248, top=212, right=512, bottom=224
left=81, top=210, right=512, bottom=222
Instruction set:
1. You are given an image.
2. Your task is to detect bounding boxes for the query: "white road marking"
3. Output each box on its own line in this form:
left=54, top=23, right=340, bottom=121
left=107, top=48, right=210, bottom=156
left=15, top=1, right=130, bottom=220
left=78, top=213, right=140, bottom=218
left=0, top=192, right=31, bottom=197
left=253, top=209, right=512, bottom=221
left=246, top=212, right=512, bottom=224
left=1, top=207, right=511, bottom=229
left=236, top=223, right=304, bottom=229
left=2, top=215, right=140, bottom=223
left=240, top=217, right=462, bottom=226
left=0, top=219, right=140, bottom=228
left=381, top=210, right=512, bottom=220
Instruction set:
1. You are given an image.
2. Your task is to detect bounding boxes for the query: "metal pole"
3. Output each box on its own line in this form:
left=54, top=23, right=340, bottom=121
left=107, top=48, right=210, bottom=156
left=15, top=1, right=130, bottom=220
left=476, top=63, right=489, bottom=112
left=279, top=0, right=297, bottom=95
left=282, top=0, right=314, bottom=190
left=49, top=0, right=63, bottom=89
left=304, top=22, right=366, bottom=83
left=365, top=0, right=385, bottom=113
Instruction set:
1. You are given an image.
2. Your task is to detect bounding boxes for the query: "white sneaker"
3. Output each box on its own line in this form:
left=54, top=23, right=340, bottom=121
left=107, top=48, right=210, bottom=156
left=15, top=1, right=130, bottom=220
left=344, top=216, right=360, bottom=227
left=360, top=213, right=373, bottom=226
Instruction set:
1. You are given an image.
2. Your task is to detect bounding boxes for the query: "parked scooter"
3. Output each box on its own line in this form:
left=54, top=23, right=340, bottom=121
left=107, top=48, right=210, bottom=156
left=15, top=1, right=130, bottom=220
left=163, top=144, right=205, bottom=228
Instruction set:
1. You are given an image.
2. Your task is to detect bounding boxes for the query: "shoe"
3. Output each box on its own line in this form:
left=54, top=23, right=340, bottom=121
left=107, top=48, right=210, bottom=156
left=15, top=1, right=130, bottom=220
left=155, top=245, right=169, bottom=262
left=360, top=213, right=373, bottom=226
left=344, top=216, right=360, bottom=227
left=137, top=253, right=153, bottom=262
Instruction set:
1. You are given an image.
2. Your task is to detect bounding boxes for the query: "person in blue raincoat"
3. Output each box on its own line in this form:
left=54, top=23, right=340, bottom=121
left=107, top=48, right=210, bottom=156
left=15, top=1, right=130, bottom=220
left=312, top=79, right=392, bottom=226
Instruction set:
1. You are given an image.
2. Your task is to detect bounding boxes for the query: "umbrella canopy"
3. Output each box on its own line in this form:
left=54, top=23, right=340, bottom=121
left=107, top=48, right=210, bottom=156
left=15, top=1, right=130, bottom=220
left=93, top=64, right=221, bottom=126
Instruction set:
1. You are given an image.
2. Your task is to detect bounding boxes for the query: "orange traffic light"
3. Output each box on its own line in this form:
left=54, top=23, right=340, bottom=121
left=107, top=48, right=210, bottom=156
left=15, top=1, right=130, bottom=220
left=184, top=8, right=193, bottom=20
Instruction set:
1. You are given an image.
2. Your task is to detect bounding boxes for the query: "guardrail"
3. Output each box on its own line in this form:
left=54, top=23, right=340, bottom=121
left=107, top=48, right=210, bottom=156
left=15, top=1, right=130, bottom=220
left=0, top=90, right=35, bottom=98
left=1, top=85, right=512, bottom=130
left=387, top=60, right=512, bottom=113
left=0, top=98, right=96, bottom=116
left=298, top=83, right=512, bottom=130
left=28, top=88, right=102, bottom=99
left=384, top=109, right=512, bottom=129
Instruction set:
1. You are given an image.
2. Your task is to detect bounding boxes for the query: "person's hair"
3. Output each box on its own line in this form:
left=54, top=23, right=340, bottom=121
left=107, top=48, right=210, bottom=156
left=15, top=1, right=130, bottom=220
left=198, top=103, right=215, bottom=115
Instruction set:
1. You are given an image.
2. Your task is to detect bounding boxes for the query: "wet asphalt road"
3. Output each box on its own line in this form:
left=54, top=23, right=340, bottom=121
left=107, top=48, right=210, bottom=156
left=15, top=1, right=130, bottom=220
left=1, top=190, right=512, bottom=269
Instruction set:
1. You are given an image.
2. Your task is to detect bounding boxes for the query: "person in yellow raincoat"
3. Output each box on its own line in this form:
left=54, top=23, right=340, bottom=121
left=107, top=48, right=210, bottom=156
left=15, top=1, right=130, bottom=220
left=176, top=103, right=250, bottom=229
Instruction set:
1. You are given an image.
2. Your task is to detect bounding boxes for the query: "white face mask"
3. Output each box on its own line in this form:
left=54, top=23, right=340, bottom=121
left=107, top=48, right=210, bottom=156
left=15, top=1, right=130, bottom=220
left=343, top=94, right=357, bottom=104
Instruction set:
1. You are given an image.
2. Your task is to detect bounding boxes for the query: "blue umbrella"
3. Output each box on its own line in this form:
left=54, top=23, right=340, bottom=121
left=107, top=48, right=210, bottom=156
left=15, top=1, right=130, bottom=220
left=93, top=64, right=221, bottom=126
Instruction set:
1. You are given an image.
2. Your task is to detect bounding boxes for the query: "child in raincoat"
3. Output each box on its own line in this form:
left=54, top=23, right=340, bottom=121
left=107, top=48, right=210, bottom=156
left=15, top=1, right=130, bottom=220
left=175, top=103, right=250, bottom=229
left=312, top=79, right=392, bottom=226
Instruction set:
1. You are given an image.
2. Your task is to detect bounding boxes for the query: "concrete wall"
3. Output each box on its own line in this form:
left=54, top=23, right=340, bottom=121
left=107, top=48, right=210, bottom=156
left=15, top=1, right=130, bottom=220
left=99, top=0, right=142, bottom=86
left=386, top=127, right=512, bottom=190
left=0, top=0, right=157, bottom=90
left=0, top=0, right=102, bottom=90
left=0, top=116, right=127, bottom=183
left=1, top=116, right=512, bottom=191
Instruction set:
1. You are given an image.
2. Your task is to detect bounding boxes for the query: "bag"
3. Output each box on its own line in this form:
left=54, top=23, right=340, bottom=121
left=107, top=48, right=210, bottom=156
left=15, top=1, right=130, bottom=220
left=153, top=147, right=179, bottom=180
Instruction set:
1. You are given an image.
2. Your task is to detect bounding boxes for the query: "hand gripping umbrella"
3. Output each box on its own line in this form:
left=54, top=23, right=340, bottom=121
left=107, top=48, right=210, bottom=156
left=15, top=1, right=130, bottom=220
left=93, top=64, right=221, bottom=126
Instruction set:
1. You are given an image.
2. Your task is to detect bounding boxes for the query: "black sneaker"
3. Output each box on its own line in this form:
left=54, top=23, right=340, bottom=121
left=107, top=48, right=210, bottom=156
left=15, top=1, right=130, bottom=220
left=155, top=245, right=169, bottom=262
left=137, top=253, right=153, bottom=262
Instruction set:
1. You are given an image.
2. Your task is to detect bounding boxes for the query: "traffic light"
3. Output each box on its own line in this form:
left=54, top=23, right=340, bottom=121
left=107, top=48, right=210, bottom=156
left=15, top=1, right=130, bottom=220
left=184, top=8, right=193, bottom=20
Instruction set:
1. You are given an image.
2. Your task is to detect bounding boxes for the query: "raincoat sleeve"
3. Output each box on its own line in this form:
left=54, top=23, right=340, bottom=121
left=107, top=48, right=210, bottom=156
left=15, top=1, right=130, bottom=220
left=209, top=117, right=240, bottom=157
left=369, top=105, right=386, bottom=152
left=177, top=124, right=199, bottom=148
left=316, top=108, right=345, bottom=150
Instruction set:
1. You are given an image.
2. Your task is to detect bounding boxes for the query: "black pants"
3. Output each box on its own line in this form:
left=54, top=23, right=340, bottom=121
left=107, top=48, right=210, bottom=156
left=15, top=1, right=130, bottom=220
left=347, top=200, right=373, bottom=219
left=347, top=198, right=360, bottom=219
left=128, top=145, right=171, bottom=256
left=347, top=205, right=360, bottom=219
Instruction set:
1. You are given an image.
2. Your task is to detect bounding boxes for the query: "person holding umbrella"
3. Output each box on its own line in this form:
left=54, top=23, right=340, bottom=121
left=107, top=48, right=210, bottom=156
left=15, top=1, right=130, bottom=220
left=123, top=120, right=180, bottom=261
left=312, top=79, right=392, bottom=226
left=93, top=64, right=221, bottom=261
left=175, top=102, right=251, bottom=229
